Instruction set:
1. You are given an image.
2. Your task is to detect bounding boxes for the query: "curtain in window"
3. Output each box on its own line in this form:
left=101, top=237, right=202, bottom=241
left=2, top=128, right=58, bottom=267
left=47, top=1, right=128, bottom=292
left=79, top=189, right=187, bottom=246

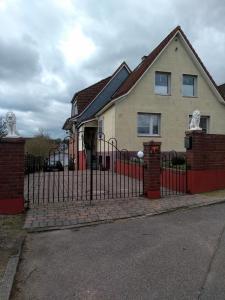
left=138, top=114, right=160, bottom=135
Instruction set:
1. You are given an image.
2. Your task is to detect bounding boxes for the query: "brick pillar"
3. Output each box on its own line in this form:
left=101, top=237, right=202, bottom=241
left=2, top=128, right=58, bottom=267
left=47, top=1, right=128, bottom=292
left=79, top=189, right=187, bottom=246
left=0, top=138, right=25, bottom=214
left=143, top=141, right=161, bottom=199
left=185, top=130, right=225, bottom=193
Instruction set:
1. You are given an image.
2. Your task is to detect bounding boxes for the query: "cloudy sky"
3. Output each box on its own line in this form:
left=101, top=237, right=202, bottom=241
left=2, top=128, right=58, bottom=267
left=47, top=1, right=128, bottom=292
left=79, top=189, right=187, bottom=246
left=0, top=0, right=225, bottom=138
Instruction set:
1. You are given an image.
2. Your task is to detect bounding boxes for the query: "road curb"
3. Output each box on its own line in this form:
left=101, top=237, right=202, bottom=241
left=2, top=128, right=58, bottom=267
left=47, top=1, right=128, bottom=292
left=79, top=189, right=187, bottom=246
left=26, top=197, right=225, bottom=233
left=0, top=238, right=24, bottom=300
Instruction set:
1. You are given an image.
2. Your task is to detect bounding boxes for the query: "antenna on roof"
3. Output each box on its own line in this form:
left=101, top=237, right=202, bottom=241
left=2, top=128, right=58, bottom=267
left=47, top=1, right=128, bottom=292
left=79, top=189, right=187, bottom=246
left=141, top=55, right=148, bottom=61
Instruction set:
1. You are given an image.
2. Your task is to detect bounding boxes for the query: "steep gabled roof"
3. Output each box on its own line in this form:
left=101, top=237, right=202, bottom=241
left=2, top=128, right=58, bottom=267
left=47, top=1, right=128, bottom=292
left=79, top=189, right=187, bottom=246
left=112, top=26, right=180, bottom=99
left=71, top=76, right=112, bottom=114
left=112, top=26, right=225, bottom=102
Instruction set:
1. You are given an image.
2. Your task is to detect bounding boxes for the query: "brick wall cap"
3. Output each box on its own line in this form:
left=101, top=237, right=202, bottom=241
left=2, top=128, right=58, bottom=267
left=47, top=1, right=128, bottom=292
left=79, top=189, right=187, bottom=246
left=185, top=130, right=204, bottom=136
left=0, top=137, right=25, bottom=144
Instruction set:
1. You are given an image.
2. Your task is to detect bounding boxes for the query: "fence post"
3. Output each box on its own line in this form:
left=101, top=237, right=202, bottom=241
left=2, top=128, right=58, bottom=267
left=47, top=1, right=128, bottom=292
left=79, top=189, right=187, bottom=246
left=143, top=141, right=161, bottom=199
left=0, top=138, right=25, bottom=214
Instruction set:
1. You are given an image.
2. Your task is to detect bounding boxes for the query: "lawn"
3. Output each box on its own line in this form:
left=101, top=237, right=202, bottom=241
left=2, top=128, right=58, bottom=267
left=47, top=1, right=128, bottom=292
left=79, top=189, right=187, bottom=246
left=0, top=214, right=26, bottom=281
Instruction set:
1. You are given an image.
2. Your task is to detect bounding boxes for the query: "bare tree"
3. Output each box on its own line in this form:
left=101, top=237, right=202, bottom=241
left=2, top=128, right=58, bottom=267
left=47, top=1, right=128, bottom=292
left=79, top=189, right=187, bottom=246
left=0, top=117, right=7, bottom=139
left=25, top=128, right=57, bottom=157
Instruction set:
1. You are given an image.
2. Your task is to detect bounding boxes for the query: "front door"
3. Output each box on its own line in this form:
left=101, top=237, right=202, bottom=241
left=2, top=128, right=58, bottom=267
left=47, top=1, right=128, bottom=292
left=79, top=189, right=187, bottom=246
left=84, top=127, right=97, bottom=169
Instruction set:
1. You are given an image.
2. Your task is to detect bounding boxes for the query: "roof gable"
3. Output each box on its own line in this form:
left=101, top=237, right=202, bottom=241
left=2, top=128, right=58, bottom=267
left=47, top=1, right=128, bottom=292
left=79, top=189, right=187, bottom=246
left=112, top=26, right=180, bottom=99
left=112, top=26, right=225, bottom=103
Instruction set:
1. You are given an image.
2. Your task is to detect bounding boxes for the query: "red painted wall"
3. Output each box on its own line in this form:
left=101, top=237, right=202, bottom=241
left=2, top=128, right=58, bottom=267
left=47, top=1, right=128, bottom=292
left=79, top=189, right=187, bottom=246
left=161, top=169, right=187, bottom=193
left=0, top=138, right=25, bottom=214
left=78, top=150, right=87, bottom=170
left=115, top=160, right=143, bottom=180
left=187, top=169, right=225, bottom=194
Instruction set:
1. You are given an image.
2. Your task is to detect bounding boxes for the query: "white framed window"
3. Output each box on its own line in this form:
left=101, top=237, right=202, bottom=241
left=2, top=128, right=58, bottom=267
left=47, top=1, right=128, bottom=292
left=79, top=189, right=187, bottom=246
left=189, top=115, right=209, bottom=133
left=183, top=75, right=197, bottom=97
left=137, top=113, right=161, bottom=136
left=155, top=72, right=171, bottom=95
left=98, top=118, right=104, bottom=139
left=71, top=101, right=78, bottom=116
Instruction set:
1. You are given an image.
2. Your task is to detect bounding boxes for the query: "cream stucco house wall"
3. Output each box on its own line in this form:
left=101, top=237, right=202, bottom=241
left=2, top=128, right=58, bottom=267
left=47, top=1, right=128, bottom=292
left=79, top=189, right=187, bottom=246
left=96, top=29, right=225, bottom=152
left=63, top=26, right=225, bottom=167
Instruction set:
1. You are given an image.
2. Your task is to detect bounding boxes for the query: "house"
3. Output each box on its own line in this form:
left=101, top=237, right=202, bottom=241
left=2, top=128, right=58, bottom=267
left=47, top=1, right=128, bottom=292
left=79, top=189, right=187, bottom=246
left=219, top=83, right=225, bottom=98
left=63, top=26, right=225, bottom=168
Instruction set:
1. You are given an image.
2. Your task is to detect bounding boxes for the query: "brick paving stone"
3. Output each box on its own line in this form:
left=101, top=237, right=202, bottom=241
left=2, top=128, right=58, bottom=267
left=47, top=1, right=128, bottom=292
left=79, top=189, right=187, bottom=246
left=23, top=195, right=225, bottom=231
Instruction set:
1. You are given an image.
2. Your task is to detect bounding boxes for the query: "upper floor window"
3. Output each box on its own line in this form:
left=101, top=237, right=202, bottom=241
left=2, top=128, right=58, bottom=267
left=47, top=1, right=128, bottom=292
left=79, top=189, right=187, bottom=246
left=71, top=101, right=78, bottom=117
left=137, top=113, right=160, bottom=136
left=155, top=72, right=171, bottom=95
left=183, top=75, right=197, bottom=97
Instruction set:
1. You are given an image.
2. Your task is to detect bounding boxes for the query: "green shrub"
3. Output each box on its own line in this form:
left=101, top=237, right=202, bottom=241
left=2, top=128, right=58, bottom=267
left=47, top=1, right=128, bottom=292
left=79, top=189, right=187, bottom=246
left=171, top=155, right=185, bottom=166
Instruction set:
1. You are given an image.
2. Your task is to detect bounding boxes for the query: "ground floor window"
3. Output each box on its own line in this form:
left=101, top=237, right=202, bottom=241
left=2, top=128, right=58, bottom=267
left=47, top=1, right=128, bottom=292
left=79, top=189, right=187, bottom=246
left=137, top=113, right=161, bottom=136
left=189, top=115, right=210, bottom=133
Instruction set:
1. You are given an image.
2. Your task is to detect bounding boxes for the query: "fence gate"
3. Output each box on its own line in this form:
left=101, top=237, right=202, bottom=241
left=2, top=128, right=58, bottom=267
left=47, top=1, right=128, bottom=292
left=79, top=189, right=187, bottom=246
left=24, top=133, right=144, bottom=207
left=160, top=151, right=187, bottom=197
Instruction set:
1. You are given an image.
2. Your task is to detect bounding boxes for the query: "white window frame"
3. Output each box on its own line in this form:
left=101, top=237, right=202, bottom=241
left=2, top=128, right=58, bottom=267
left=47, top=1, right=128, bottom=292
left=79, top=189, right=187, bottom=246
left=155, top=72, right=171, bottom=95
left=182, top=74, right=197, bottom=97
left=71, top=100, right=78, bottom=116
left=137, top=113, right=161, bottom=137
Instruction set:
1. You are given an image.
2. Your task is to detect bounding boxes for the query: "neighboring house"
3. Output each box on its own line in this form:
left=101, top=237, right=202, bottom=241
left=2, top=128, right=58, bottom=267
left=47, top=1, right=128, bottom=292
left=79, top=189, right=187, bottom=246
left=218, top=83, right=225, bottom=98
left=63, top=26, right=225, bottom=167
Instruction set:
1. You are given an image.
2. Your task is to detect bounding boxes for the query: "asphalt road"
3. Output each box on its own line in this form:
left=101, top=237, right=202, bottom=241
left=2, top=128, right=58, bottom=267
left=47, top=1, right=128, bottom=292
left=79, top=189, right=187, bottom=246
left=12, top=203, right=225, bottom=300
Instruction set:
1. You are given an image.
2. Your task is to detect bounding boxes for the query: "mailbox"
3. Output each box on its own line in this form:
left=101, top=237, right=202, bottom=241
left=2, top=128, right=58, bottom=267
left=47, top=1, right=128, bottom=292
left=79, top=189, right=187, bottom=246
left=184, top=136, right=192, bottom=150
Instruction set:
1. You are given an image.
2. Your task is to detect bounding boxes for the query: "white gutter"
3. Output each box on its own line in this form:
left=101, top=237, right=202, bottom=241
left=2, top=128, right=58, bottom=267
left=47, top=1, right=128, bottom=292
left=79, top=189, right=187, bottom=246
left=77, top=118, right=98, bottom=129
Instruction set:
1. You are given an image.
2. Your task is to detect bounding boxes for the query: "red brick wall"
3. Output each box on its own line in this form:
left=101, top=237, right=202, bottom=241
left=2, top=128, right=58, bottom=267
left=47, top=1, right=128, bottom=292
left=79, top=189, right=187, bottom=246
left=186, top=131, right=225, bottom=193
left=0, top=138, right=25, bottom=214
left=143, top=141, right=161, bottom=199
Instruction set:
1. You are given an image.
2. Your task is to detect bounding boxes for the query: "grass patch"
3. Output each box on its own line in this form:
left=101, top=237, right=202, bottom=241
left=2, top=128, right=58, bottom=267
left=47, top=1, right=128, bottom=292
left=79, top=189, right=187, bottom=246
left=201, top=189, right=225, bottom=198
left=0, top=214, right=26, bottom=281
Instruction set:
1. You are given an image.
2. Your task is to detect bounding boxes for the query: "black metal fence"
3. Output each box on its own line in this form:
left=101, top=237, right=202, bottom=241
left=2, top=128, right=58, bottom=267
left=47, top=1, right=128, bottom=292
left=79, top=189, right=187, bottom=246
left=160, top=151, right=187, bottom=197
left=24, top=133, right=144, bottom=207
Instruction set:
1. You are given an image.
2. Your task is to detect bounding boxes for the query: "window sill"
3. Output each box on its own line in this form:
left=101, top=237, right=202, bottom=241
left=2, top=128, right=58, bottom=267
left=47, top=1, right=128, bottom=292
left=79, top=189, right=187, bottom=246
left=155, top=93, right=171, bottom=96
left=182, top=96, right=198, bottom=98
left=138, top=135, right=161, bottom=138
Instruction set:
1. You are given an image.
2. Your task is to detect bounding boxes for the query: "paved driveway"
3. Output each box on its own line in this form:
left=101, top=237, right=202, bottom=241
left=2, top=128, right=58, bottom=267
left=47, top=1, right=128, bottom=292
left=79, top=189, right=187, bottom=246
left=24, top=170, right=143, bottom=205
left=12, top=203, right=225, bottom=300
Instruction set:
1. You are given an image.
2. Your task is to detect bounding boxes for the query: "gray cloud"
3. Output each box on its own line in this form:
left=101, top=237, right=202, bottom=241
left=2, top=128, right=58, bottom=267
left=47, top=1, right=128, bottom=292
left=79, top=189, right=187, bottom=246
left=0, top=0, right=225, bottom=138
left=0, top=37, right=41, bottom=82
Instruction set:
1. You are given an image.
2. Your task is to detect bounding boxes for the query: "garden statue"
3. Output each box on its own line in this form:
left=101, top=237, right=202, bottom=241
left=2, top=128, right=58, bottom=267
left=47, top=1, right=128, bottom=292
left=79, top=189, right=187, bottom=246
left=189, top=110, right=202, bottom=131
left=5, top=112, right=20, bottom=137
